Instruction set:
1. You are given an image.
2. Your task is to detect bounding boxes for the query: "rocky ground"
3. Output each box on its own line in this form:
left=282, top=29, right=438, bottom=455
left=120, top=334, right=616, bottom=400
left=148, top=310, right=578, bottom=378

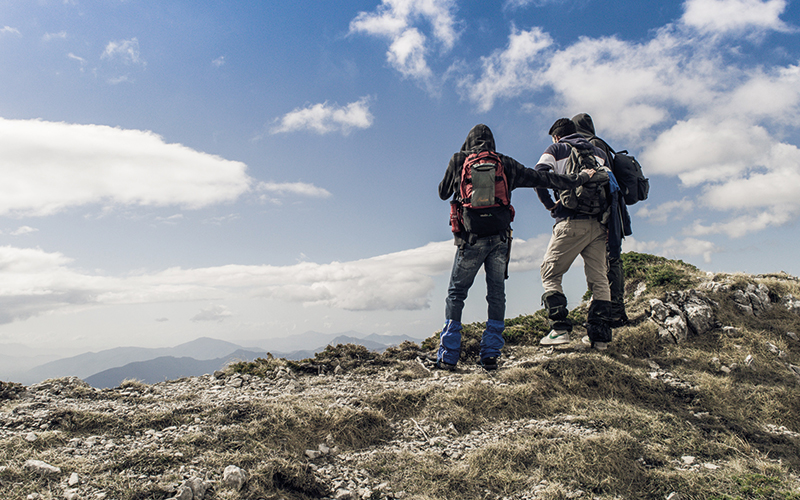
left=3, top=266, right=800, bottom=500
left=2, top=344, right=628, bottom=500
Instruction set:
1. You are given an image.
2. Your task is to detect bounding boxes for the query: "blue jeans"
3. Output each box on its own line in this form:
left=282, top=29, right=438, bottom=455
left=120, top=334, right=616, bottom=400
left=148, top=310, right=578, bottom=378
left=439, top=234, right=508, bottom=364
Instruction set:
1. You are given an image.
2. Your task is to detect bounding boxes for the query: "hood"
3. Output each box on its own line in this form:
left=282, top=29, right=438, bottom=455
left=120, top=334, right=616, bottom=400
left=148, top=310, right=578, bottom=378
left=461, top=124, right=496, bottom=153
left=571, top=113, right=596, bottom=137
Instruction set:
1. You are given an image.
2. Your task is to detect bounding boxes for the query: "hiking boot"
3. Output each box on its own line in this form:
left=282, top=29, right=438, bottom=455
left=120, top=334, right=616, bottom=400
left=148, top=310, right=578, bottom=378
left=581, top=335, right=609, bottom=351
left=540, top=329, right=571, bottom=345
left=479, top=356, right=498, bottom=371
left=434, top=359, right=457, bottom=371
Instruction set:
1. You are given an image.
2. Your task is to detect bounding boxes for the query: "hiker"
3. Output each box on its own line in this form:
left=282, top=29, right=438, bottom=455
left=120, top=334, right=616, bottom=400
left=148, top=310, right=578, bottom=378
left=437, top=123, right=596, bottom=371
left=572, top=113, right=633, bottom=328
left=534, top=118, right=614, bottom=350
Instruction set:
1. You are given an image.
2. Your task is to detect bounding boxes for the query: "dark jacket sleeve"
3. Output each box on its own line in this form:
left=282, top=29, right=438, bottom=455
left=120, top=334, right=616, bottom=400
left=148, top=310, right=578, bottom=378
left=439, top=153, right=464, bottom=200
left=503, top=155, right=590, bottom=192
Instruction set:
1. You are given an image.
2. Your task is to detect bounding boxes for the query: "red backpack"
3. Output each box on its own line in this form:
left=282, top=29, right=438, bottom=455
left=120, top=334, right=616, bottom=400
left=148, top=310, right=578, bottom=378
left=451, top=150, right=514, bottom=237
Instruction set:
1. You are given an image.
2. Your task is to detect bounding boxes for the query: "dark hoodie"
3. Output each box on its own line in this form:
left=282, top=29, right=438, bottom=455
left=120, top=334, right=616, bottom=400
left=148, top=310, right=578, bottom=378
left=570, top=113, right=633, bottom=256
left=438, top=124, right=591, bottom=201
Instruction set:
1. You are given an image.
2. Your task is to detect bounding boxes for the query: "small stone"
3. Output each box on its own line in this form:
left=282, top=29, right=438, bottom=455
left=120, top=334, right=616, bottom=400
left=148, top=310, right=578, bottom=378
left=24, top=459, right=61, bottom=474
left=703, top=463, right=719, bottom=470
left=681, top=455, right=695, bottom=464
left=334, top=489, right=353, bottom=500
left=787, top=332, right=798, bottom=341
left=744, top=355, right=754, bottom=366
left=223, top=465, right=247, bottom=491
left=720, top=366, right=731, bottom=374
left=64, top=489, right=80, bottom=500
left=305, top=449, right=322, bottom=459
left=69, top=472, right=80, bottom=486
left=666, top=493, right=682, bottom=500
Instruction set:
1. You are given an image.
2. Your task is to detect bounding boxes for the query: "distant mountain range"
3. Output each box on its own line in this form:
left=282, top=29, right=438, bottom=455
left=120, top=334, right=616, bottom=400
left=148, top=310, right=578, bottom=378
left=3, top=331, right=425, bottom=388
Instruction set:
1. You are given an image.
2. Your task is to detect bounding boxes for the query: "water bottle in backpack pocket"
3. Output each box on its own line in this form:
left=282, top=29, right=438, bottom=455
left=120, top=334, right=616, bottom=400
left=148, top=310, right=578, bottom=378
left=457, top=150, right=514, bottom=237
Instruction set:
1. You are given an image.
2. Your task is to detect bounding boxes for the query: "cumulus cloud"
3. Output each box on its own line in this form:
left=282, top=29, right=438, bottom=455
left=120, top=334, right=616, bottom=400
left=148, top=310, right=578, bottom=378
left=212, top=56, right=225, bottom=67
left=460, top=26, right=553, bottom=112
left=681, top=0, right=793, bottom=35
left=271, top=97, right=374, bottom=135
left=450, top=0, right=800, bottom=241
left=686, top=207, right=800, bottom=238
left=349, top=0, right=459, bottom=85
left=0, top=118, right=252, bottom=216
left=101, top=38, right=145, bottom=65
left=636, top=199, right=696, bottom=224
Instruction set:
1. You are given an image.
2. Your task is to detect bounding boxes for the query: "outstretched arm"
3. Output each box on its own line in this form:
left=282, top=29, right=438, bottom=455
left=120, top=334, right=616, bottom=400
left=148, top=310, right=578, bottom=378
left=516, top=166, right=594, bottom=190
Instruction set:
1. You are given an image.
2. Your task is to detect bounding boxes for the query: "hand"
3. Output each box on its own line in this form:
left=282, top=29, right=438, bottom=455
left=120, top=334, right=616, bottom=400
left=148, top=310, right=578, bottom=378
left=584, top=169, right=596, bottom=177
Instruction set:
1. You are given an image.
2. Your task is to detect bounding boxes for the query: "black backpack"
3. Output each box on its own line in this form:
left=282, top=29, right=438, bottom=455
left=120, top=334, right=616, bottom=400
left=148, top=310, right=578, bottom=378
left=612, top=150, right=649, bottom=205
left=590, top=136, right=649, bottom=205
left=558, top=143, right=609, bottom=216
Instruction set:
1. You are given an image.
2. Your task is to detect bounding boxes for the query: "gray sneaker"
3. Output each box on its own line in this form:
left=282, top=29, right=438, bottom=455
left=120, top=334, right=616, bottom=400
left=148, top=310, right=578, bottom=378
left=540, top=329, right=571, bottom=345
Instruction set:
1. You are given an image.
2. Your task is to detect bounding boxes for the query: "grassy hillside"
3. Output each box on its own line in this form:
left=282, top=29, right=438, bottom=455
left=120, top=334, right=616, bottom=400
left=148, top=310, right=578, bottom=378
left=1, top=252, right=799, bottom=500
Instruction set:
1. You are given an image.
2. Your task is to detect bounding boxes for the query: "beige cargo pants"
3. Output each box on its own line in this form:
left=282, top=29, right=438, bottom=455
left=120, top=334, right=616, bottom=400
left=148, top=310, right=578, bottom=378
left=540, top=218, right=611, bottom=301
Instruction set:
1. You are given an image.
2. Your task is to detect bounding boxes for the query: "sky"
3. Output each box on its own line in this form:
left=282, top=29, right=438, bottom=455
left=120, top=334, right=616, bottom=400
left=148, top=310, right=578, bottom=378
left=1, top=0, right=799, bottom=356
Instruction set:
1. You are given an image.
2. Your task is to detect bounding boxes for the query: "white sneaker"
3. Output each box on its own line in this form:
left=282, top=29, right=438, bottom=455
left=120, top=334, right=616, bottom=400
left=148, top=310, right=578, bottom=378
left=581, top=335, right=608, bottom=351
left=540, top=329, right=571, bottom=345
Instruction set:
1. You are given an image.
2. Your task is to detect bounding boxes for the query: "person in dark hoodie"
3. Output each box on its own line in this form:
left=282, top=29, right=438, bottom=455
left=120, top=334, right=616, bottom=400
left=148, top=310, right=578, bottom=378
left=534, top=118, right=613, bottom=350
left=572, top=113, right=633, bottom=328
left=437, top=124, right=596, bottom=371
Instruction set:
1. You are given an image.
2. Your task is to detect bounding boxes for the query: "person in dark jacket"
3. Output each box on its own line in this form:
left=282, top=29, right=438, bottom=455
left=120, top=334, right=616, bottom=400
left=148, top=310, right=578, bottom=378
left=534, top=118, right=613, bottom=350
left=437, top=124, right=595, bottom=370
left=572, top=113, right=633, bottom=327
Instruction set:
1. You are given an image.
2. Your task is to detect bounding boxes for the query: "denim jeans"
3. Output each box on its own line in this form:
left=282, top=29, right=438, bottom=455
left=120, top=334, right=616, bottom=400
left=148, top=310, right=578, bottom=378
left=445, top=234, right=508, bottom=322
left=439, top=234, right=508, bottom=364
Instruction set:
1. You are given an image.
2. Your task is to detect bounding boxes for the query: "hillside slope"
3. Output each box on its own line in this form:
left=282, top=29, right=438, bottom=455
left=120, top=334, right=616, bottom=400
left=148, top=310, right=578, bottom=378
left=1, top=253, right=799, bottom=500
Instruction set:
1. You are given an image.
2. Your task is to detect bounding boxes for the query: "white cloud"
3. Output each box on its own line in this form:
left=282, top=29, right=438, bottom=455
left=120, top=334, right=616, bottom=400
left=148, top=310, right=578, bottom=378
left=349, top=0, right=459, bottom=85
left=0, top=241, right=456, bottom=324
left=101, top=38, right=145, bottom=66
left=212, top=56, right=225, bottom=67
left=0, top=236, right=573, bottom=325
left=107, top=75, right=132, bottom=85
left=641, top=118, right=773, bottom=186
left=635, top=198, right=696, bottom=224
left=687, top=207, right=799, bottom=238
left=67, top=53, right=86, bottom=65
left=43, top=31, right=67, bottom=42
left=271, top=97, right=374, bottom=135
left=10, top=226, right=38, bottom=236
left=681, top=0, right=793, bottom=35
left=623, top=236, right=721, bottom=263
left=1, top=26, right=21, bottom=36
left=460, top=26, right=553, bottom=112
left=256, top=182, right=332, bottom=202
left=0, top=118, right=252, bottom=216
left=191, top=305, right=232, bottom=322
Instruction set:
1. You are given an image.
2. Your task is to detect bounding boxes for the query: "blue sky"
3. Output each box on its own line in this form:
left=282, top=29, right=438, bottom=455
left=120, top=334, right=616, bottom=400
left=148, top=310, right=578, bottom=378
left=1, top=0, right=799, bottom=355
